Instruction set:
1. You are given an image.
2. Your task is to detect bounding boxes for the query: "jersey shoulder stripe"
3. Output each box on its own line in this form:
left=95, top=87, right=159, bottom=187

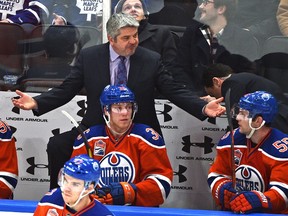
left=218, top=128, right=246, bottom=148
left=131, top=124, right=165, bottom=148
left=0, top=121, right=13, bottom=140
left=74, top=125, right=107, bottom=147
left=260, top=128, right=288, bottom=160
left=39, top=188, right=65, bottom=207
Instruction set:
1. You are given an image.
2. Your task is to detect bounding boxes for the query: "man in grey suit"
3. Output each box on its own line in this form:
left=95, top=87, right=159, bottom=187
left=12, top=13, right=225, bottom=189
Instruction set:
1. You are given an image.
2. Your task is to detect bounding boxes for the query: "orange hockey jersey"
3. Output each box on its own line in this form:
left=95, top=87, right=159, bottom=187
left=34, top=188, right=114, bottom=216
left=0, top=121, right=18, bottom=199
left=208, top=128, right=288, bottom=214
left=72, top=123, right=173, bottom=206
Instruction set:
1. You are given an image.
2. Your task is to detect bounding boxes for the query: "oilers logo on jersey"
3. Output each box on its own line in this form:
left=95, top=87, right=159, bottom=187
left=235, top=165, right=265, bottom=192
left=99, top=151, right=135, bottom=187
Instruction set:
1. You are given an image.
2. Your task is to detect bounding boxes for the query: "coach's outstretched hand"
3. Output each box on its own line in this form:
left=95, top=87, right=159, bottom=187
left=204, top=97, right=226, bottom=117
left=11, top=90, right=38, bottom=110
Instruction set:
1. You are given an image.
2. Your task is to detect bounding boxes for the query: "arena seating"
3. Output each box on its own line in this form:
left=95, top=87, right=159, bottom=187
left=0, top=23, right=101, bottom=93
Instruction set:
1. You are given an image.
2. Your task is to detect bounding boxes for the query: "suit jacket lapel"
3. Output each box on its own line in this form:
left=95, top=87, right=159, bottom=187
left=127, top=48, right=142, bottom=88
left=101, top=43, right=112, bottom=84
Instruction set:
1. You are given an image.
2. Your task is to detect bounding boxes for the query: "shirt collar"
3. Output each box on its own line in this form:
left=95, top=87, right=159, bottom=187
left=109, top=45, right=119, bottom=62
left=109, top=45, right=130, bottom=62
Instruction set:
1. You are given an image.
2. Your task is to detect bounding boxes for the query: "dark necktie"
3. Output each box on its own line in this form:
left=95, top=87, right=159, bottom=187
left=115, top=56, right=127, bottom=85
left=210, top=37, right=219, bottom=64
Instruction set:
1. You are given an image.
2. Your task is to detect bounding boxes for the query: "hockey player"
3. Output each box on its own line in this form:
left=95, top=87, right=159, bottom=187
left=0, top=1, right=48, bottom=25
left=208, top=91, right=288, bottom=214
left=34, top=154, right=114, bottom=216
left=71, top=84, right=173, bottom=206
left=0, top=121, right=18, bottom=199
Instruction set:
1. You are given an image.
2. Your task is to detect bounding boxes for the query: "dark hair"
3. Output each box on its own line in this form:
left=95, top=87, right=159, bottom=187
left=202, top=63, right=233, bottom=87
left=214, top=0, right=237, bottom=20
left=43, top=25, right=80, bottom=58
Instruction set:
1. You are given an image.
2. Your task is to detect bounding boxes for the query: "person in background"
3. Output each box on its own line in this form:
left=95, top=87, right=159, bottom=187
left=72, top=84, right=173, bottom=206
left=40, top=0, right=102, bottom=28
left=114, top=0, right=177, bottom=64
left=0, top=0, right=48, bottom=26
left=233, top=0, right=280, bottom=47
left=202, top=63, right=288, bottom=134
left=34, top=154, right=114, bottom=216
left=208, top=91, right=288, bottom=214
left=0, top=121, right=18, bottom=199
left=11, top=13, right=225, bottom=190
left=173, top=0, right=258, bottom=95
left=39, top=0, right=103, bottom=46
left=113, top=0, right=164, bottom=14
left=277, top=0, right=288, bottom=36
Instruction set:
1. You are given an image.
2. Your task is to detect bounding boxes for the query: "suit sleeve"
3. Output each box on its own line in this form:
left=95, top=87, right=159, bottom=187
left=33, top=50, right=85, bottom=116
left=156, top=60, right=207, bottom=120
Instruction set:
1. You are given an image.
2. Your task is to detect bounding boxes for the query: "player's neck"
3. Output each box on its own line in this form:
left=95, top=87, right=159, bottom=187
left=72, top=195, right=92, bottom=212
left=109, top=123, right=132, bottom=140
left=250, top=127, right=271, bottom=144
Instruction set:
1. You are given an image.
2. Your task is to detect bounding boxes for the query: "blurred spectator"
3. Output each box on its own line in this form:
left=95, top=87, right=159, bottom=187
left=148, top=0, right=198, bottom=26
left=0, top=0, right=48, bottom=26
left=0, top=121, right=18, bottom=199
left=43, top=25, right=80, bottom=60
left=114, top=0, right=177, bottom=64
left=202, top=63, right=288, bottom=134
left=277, top=0, right=288, bottom=36
left=233, top=0, right=281, bottom=46
left=41, top=0, right=102, bottom=28
left=173, top=0, right=257, bottom=95
left=39, top=1, right=102, bottom=47
left=113, top=0, right=164, bottom=14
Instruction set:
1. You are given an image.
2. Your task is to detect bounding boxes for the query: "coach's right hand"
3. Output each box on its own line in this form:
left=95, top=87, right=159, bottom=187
left=11, top=90, right=38, bottom=110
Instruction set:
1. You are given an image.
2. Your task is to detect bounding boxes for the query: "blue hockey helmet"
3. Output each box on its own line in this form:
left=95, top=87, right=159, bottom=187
left=61, top=154, right=101, bottom=188
left=100, top=84, right=138, bottom=112
left=238, top=91, right=278, bottom=123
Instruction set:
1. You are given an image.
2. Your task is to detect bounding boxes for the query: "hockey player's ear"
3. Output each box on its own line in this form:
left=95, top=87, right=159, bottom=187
left=251, top=115, right=264, bottom=127
left=104, top=107, right=110, bottom=116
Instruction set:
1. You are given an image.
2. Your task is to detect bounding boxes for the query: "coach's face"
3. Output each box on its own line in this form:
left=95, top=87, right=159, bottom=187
left=109, top=27, right=139, bottom=57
